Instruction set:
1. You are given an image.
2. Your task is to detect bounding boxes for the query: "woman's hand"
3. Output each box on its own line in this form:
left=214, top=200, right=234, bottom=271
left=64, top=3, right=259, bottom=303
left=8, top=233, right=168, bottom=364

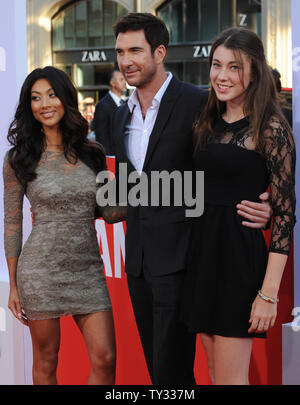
left=248, top=294, right=277, bottom=334
left=8, top=285, right=28, bottom=326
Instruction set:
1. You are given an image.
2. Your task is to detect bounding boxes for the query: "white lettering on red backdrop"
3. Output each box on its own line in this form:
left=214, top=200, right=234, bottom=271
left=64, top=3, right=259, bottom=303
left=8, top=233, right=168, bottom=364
left=95, top=220, right=125, bottom=279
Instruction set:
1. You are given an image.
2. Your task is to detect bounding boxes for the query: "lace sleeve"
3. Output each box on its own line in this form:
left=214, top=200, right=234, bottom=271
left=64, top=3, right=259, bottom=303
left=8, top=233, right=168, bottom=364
left=264, top=118, right=296, bottom=255
left=3, top=153, right=25, bottom=258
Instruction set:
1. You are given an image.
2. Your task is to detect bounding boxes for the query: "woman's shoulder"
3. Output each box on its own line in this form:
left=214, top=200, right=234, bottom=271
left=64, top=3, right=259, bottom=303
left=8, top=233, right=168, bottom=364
left=263, top=114, right=291, bottom=137
left=3, top=148, right=16, bottom=167
left=263, top=114, right=294, bottom=151
left=266, top=115, right=286, bottom=129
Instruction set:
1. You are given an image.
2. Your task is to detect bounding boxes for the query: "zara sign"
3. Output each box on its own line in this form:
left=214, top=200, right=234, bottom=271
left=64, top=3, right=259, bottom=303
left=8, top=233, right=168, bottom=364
left=81, top=49, right=108, bottom=62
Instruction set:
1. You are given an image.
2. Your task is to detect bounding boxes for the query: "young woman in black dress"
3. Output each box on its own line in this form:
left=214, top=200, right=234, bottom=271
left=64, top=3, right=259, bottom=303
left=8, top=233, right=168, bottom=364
left=181, top=28, right=296, bottom=385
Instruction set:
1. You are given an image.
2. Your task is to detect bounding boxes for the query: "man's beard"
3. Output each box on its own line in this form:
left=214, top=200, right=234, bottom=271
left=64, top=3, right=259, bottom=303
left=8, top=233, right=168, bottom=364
left=125, top=64, right=157, bottom=89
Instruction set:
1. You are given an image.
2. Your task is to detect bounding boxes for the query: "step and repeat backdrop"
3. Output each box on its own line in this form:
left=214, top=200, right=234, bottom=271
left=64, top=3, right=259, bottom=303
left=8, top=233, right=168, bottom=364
left=0, top=0, right=299, bottom=386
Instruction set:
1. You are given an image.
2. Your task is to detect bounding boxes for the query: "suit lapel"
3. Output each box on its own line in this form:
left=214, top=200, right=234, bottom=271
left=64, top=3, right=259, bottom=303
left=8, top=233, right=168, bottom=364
left=108, top=93, right=118, bottom=110
left=117, top=105, right=135, bottom=171
left=142, top=77, right=182, bottom=171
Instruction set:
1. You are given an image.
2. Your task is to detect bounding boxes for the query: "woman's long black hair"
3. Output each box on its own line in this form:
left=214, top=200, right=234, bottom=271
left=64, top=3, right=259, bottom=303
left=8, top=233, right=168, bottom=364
left=7, top=66, right=106, bottom=187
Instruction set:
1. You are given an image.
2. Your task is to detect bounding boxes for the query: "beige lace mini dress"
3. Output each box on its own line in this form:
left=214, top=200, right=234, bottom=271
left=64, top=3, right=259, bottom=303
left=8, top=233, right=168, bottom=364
left=3, top=150, right=111, bottom=320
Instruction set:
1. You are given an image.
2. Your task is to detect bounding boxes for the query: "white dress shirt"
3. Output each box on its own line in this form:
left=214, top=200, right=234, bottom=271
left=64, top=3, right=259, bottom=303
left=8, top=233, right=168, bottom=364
left=125, top=72, right=173, bottom=174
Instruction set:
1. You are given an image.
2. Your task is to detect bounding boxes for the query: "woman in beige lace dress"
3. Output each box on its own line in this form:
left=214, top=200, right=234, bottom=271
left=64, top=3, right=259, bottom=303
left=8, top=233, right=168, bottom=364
left=3, top=66, right=126, bottom=385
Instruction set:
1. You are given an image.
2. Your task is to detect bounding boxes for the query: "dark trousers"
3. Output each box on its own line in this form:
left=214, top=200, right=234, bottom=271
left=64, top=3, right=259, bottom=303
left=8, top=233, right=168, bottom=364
left=127, top=269, right=196, bottom=385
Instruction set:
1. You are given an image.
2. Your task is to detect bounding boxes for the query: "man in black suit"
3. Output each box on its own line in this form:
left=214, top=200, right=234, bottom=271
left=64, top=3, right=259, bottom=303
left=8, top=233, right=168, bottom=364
left=112, top=13, right=271, bottom=384
left=93, top=70, right=126, bottom=155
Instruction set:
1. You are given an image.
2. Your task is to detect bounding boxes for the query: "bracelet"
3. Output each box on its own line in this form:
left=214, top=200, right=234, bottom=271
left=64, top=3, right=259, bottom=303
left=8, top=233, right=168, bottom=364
left=258, top=290, right=279, bottom=304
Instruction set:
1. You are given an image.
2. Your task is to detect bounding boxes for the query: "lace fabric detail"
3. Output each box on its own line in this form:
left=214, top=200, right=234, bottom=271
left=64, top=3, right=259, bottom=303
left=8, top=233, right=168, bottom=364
left=3, top=150, right=111, bottom=320
left=211, top=116, right=296, bottom=255
left=3, top=151, right=83, bottom=257
left=3, top=153, right=25, bottom=258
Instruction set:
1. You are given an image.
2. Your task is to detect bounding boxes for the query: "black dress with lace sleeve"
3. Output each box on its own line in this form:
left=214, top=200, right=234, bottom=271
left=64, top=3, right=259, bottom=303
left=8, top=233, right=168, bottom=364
left=180, top=116, right=296, bottom=338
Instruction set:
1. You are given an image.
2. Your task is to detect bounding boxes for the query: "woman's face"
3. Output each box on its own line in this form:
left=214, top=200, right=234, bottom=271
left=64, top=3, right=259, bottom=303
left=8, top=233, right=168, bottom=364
left=210, top=45, right=252, bottom=107
left=31, top=78, right=65, bottom=131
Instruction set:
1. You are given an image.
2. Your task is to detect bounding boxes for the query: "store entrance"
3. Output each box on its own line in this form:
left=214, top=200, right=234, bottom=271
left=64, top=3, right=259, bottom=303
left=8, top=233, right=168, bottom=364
left=78, top=87, right=109, bottom=103
left=72, top=62, right=117, bottom=129
left=75, top=61, right=116, bottom=101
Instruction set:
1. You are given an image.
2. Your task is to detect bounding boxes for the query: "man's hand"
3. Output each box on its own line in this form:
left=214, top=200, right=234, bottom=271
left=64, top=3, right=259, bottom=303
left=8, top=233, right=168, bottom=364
left=236, top=192, right=272, bottom=229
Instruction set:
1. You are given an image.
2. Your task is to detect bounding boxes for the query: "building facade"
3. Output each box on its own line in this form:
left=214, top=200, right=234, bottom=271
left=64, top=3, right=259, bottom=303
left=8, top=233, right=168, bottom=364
left=27, top=0, right=292, bottom=104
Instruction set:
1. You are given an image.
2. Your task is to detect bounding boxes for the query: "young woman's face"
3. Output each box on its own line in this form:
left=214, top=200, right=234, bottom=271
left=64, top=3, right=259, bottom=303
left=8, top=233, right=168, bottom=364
left=31, top=78, right=65, bottom=131
left=210, top=45, right=252, bottom=107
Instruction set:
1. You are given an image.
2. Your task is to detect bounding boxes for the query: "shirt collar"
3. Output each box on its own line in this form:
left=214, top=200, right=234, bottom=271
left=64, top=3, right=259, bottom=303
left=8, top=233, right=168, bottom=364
left=127, top=72, right=173, bottom=113
left=109, top=90, right=122, bottom=106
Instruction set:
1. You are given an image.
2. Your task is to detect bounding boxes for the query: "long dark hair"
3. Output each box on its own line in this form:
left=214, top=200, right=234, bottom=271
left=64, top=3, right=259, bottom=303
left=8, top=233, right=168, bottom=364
left=7, top=66, right=105, bottom=187
left=194, top=27, right=290, bottom=152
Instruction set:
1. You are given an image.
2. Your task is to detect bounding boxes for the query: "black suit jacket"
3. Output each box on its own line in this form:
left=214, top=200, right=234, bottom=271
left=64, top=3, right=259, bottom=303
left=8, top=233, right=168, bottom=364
left=93, top=92, right=118, bottom=156
left=113, top=77, right=208, bottom=277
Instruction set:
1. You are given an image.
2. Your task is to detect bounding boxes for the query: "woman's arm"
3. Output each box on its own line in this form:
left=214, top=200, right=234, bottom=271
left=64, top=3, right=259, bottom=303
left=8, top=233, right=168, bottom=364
left=6, top=257, right=28, bottom=325
left=3, top=153, right=27, bottom=325
left=248, top=252, right=287, bottom=333
left=248, top=119, right=296, bottom=334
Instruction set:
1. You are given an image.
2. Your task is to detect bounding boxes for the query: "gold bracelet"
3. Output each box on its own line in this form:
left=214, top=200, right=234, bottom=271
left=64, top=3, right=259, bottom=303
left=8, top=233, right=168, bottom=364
left=258, top=290, right=279, bottom=304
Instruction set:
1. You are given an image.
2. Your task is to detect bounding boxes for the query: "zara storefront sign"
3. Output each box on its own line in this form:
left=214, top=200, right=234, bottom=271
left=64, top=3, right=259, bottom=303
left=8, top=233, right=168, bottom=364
left=81, top=49, right=107, bottom=62
left=193, top=45, right=212, bottom=58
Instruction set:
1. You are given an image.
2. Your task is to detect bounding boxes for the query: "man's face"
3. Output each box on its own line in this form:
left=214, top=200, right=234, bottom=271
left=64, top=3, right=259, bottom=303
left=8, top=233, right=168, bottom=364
left=111, top=71, right=127, bottom=93
left=115, top=30, right=158, bottom=89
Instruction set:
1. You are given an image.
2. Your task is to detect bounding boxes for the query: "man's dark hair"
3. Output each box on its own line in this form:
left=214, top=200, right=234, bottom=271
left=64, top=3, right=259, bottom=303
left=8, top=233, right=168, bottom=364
left=109, top=69, right=121, bottom=82
left=113, top=12, right=169, bottom=54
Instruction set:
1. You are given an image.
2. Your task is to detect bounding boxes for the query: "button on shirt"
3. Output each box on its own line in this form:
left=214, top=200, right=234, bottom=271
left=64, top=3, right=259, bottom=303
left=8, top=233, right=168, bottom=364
left=125, top=73, right=173, bottom=174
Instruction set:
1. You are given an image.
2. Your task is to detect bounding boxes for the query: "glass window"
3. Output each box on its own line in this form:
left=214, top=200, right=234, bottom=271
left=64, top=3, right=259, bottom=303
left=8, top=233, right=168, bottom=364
left=200, top=0, right=218, bottom=42
left=165, top=61, right=210, bottom=86
left=159, top=7, right=171, bottom=35
left=165, top=62, right=184, bottom=82
left=88, top=0, right=102, bottom=47
left=186, top=0, right=199, bottom=42
left=94, top=63, right=114, bottom=86
left=220, top=0, right=234, bottom=32
left=116, top=2, right=128, bottom=19
left=236, top=0, right=261, bottom=35
left=59, top=65, right=72, bottom=79
left=53, top=14, right=64, bottom=50
left=64, top=7, right=75, bottom=48
left=157, top=0, right=261, bottom=44
left=171, top=0, right=183, bottom=43
left=52, top=0, right=128, bottom=50
left=75, top=1, right=87, bottom=47
left=76, top=63, right=114, bottom=87
left=77, top=65, right=94, bottom=87
left=104, top=0, right=115, bottom=46
left=185, top=61, right=209, bottom=86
